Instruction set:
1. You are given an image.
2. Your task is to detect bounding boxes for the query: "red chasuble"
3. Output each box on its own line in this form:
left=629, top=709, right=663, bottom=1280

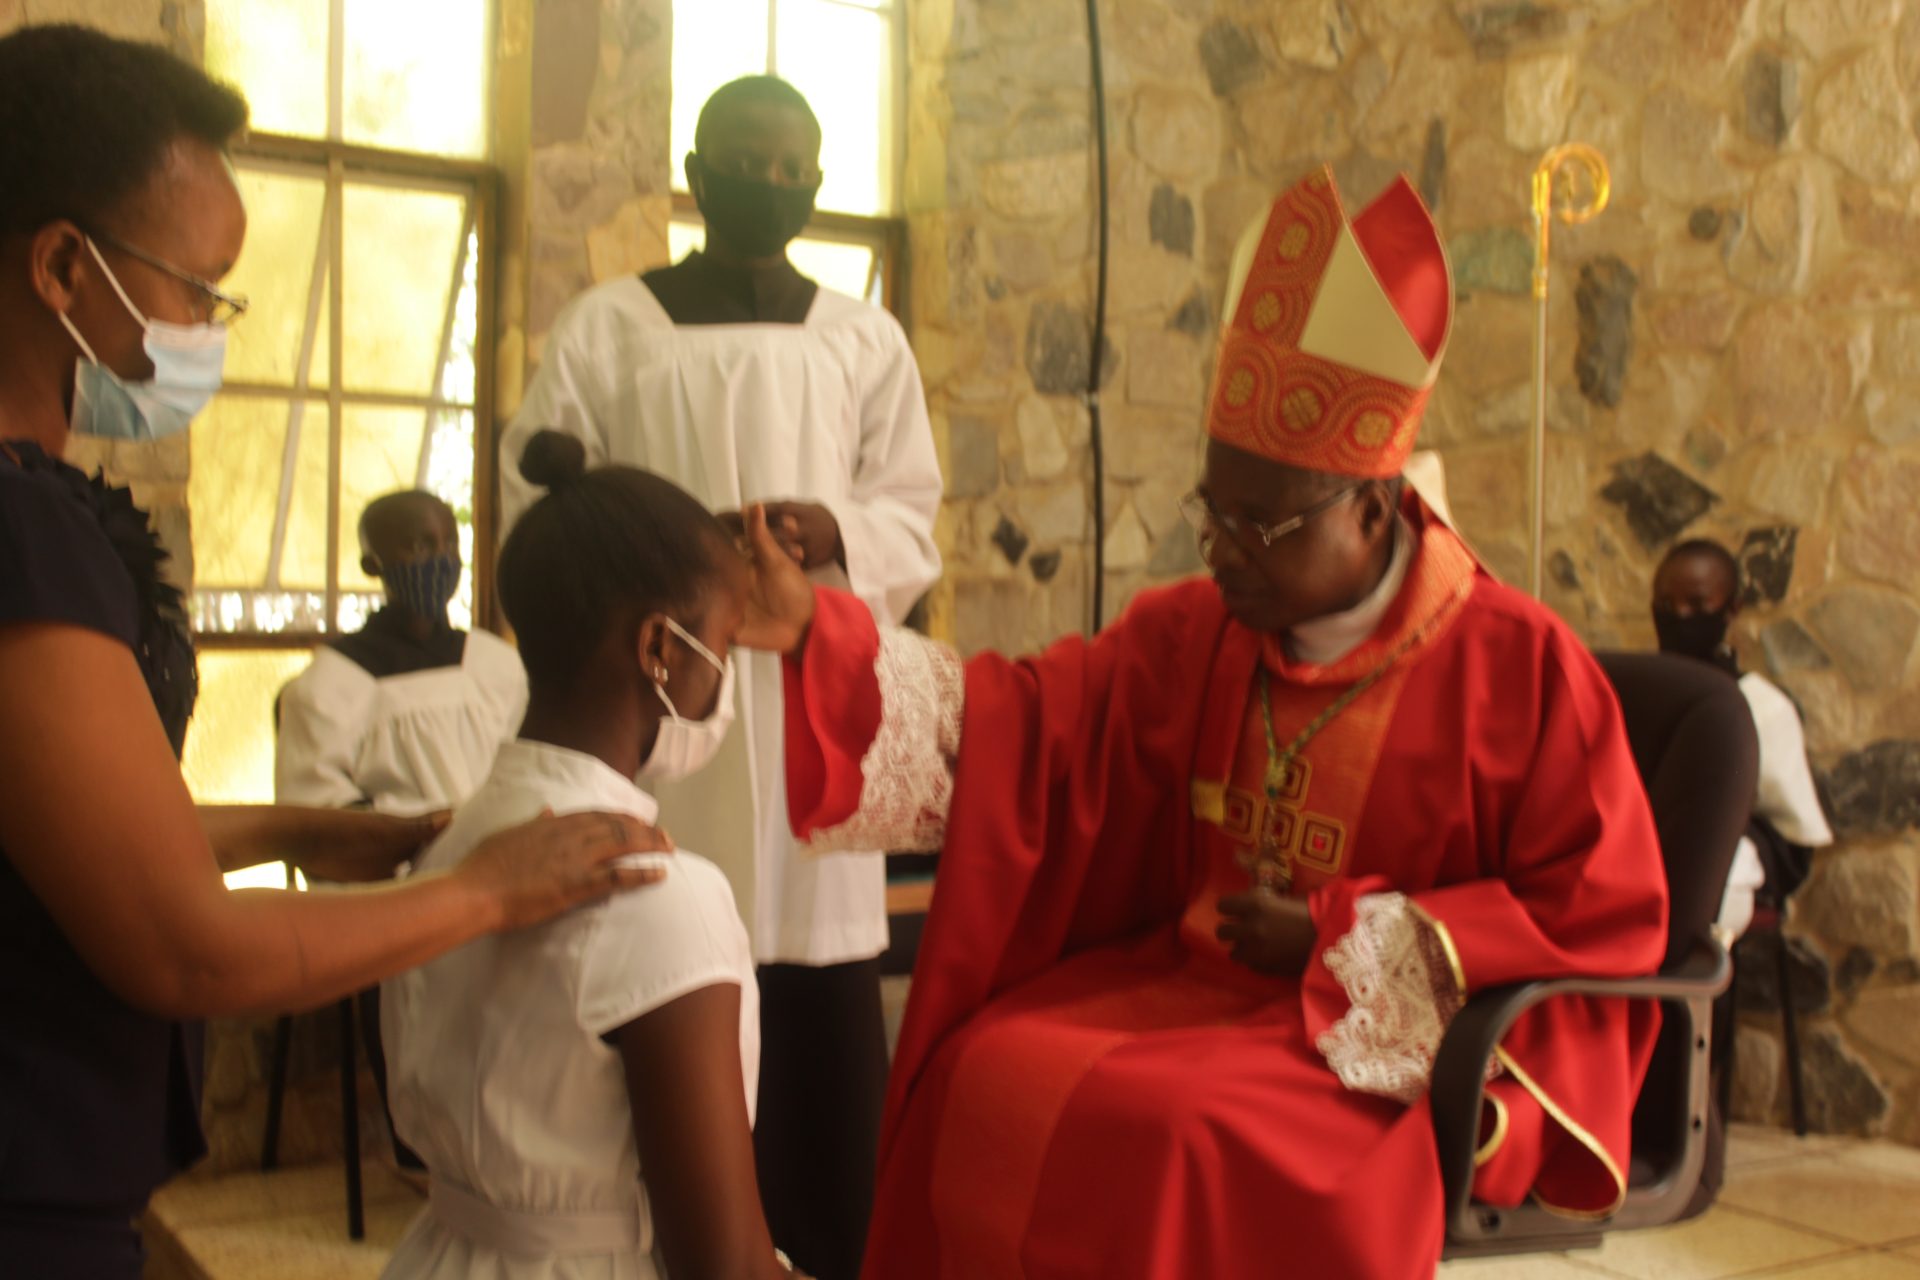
left=785, top=500, right=1667, bottom=1280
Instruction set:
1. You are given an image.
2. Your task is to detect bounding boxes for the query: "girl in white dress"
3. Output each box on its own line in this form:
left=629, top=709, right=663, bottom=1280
left=380, top=432, right=799, bottom=1280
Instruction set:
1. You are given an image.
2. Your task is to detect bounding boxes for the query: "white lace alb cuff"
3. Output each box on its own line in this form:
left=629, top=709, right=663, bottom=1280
left=804, top=627, right=963, bottom=855
left=1314, top=892, right=1472, bottom=1105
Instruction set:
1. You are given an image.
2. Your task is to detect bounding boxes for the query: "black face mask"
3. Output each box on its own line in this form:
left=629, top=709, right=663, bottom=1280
left=1654, top=607, right=1733, bottom=664
left=691, top=159, right=818, bottom=258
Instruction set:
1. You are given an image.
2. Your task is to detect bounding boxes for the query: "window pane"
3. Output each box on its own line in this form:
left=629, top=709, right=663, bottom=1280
left=668, top=219, right=704, bottom=265
left=776, top=0, right=894, bottom=216
left=331, top=406, right=475, bottom=630
left=191, top=396, right=296, bottom=588
left=342, top=184, right=469, bottom=396
left=789, top=238, right=878, bottom=302
left=278, top=407, right=335, bottom=591
left=226, top=167, right=330, bottom=388
left=205, top=0, right=329, bottom=141
left=343, top=0, right=490, bottom=158
left=182, top=648, right=318, bottom=805
left=438, top=230, right=482, bottom=406
left=671, top=0, right=772, bottom=189
left=337, top=404, right=431, bottom=594
left=423, top=408, right=478, bottom=631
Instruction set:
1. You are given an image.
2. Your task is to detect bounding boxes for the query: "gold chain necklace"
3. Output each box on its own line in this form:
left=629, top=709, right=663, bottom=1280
left=1249, top=579, right=1472, bottom=892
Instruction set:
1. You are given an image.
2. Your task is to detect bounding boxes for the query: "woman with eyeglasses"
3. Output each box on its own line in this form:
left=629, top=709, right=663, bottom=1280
left=0, top=26, right=669, bottom=1278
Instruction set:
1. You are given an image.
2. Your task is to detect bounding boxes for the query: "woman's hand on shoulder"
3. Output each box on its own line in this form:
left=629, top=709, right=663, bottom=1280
left=452, top=809, right=676, bottom=932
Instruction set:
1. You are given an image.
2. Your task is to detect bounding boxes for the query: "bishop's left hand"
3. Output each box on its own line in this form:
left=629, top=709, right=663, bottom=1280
left=1216, top=888, right=1317, bottom=976
left=289, top=809, right=449, bottom=883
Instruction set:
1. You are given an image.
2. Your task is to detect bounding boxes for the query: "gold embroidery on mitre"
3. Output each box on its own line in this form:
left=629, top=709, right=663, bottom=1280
left=1352, top=410, right=1396, bottom=448
left=1276, top=222, right=1311, bottom=261
left=1224, top=367, right=1256, bottom=408
left=1281, top=386, right=1324, bottom=432
left=1252, top=291, right=1283, bottom=331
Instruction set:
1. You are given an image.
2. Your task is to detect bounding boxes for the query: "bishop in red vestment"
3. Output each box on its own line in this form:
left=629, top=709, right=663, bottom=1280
left=737, top=166, right=1669, bottom=1279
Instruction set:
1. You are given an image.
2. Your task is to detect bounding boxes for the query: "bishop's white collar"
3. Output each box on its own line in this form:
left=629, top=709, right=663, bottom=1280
left=1284, top=516, right=1416, bottom=666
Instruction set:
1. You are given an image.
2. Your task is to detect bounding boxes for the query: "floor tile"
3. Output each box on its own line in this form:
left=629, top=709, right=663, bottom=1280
left=1573, top=1205, right=1852, bottom=1280
left=1826, top=1142, right=1920, bottom=1186
left=1741, top=1252, right=1920, bottom=1278
left=1438, top=1253, right=1619, bottom=1277
left=170, top=1197, right=422, bottom=1280
left=149, top=1163, right=421, bottom=1231
left=1725, top=1125, right=1847, bottom=1170
left=1721, top=1156, right=1920, bottom=1245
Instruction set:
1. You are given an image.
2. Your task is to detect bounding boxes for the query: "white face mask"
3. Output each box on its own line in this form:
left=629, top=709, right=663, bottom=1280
left=60, top=236, right=227, bottom=442
left=637, top=616, right=736, bottom=783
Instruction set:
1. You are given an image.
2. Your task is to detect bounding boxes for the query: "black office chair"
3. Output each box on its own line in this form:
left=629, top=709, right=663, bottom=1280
left=1434, top=650, right=1759, bottom=1258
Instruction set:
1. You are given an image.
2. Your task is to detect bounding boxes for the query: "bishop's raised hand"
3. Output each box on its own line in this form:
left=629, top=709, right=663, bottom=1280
left=735, top=502, right=818, bottom=655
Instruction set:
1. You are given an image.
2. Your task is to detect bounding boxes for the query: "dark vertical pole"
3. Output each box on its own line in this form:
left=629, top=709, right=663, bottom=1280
left=1775, top=932, right=1808, bottom=1137
left=260, top=1016, right=293, bottom=1171
left=339, top=996, right=365, bottom=1239
left=1085, top=0, right=1110, bottom=632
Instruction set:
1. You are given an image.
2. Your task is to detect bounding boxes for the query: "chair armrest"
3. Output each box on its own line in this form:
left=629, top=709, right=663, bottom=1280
left=1431, top=935, right=1730, bottom=1231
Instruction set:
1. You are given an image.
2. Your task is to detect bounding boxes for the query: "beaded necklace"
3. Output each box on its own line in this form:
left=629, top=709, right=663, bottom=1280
left=1248, top=577, right=1472, bottom=892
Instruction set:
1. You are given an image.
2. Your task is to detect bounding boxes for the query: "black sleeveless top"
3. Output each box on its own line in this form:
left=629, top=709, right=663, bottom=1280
left=0, top=440, right=205, bottom=1226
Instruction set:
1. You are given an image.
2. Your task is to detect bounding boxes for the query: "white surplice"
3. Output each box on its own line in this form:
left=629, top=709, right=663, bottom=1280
left=1716, top=672, right=1836, bottom=936
left=380, top=740, right=758, bottom=1280
left=275, top=631, right=528, bottom=817
left=500, top=280, right=943, bottom=964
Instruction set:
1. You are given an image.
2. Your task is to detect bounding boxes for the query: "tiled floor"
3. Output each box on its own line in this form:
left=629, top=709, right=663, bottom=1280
left=145, top=1163, right=424, bottom=1280
left=144, top=1125, right=1920, bottom=1279
left=1441, top=1126, right=1920, bottom=1280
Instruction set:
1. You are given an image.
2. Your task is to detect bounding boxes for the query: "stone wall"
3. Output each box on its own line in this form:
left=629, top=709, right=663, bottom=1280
left=908, top=0, right=1920, bottom=1142
left=495, top=0, right=674, bottom=419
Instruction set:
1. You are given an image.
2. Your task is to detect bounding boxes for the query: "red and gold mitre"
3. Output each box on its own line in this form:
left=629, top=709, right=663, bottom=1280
left=1205, top=166, right=1452, bottom=478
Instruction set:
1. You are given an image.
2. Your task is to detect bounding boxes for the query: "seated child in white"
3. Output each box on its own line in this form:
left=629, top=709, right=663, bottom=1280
left=277, top=488, right=526, bottom=817
left=381, top=433, right=795, bottom=1280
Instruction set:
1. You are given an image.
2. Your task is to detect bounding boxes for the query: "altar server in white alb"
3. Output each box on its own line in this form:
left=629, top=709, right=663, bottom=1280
left=276, top=489, right=528, bottom=1170
left=1650, top=538, right=1834, bottom=937
left=499, top=75, right=941, bottom=1280
left=277, top=489, right=527, bottom=819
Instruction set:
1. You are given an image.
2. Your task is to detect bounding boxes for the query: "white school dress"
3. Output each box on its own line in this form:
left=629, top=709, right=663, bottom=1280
left=275, top=629, right=528, bottom=816
left=500, top=278, right=943, bottom=964
left=379, top=740, right=759, bottom=1279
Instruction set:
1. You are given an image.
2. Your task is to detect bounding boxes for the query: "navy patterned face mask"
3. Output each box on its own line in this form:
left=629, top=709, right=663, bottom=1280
left=383, top=554, right=462, bottom=621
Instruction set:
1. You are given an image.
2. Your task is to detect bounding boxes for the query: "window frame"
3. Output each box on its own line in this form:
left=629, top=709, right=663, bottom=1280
left=192, top=130, right=501, bottom=650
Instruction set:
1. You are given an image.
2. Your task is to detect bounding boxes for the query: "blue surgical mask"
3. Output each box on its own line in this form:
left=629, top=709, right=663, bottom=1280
left=382, top=554, right=463, bottom=621
left=59, top=237, right=227, bottom=442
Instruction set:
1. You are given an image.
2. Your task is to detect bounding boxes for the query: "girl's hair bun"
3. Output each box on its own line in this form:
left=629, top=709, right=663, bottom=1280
left=518, top=429, right=588, bottom=490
